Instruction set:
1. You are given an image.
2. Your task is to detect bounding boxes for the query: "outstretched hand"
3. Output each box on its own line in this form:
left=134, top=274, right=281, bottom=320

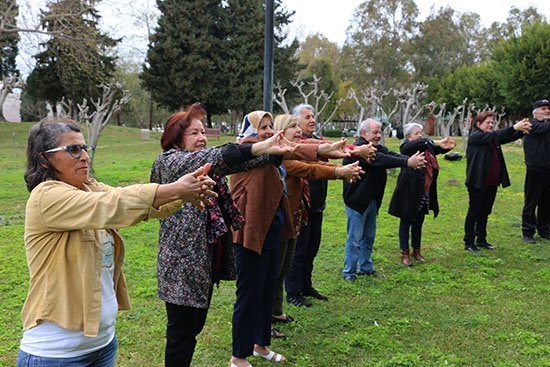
left=407, top=151, right=427, bottom=169
left=318, top=139, right=352, bottom=159
left=336, top=161, right=364, bottom=183
left=351, top=142, right=377, bottom=162
left=437, top=137, right=456, bottom=150
left=251, top=130, right=295, bottom=155
left=514, top=118, right=532, bottom=134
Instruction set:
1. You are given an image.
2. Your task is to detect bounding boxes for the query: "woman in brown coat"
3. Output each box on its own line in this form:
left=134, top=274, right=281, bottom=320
left=229, top=111, right=350, bottom=367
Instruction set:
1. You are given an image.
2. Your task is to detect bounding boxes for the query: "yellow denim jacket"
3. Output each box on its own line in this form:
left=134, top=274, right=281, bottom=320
left=22, top=179, right=181, bottom=337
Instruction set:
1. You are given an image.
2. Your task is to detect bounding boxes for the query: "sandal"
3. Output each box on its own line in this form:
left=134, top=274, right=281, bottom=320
left=229, top=361, right=252, bottom=367
left=271, top=314, right=295, bottom=324
left=271, top=326, right=286, bottom=339
left=253, top=349, right=286, bottom=363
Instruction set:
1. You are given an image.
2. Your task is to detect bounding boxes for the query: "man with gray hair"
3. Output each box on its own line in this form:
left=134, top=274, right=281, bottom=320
left=285, top=104, right=330, bottom=307
left=521, top=99, right=550, bottom=243
left=342, top=119, right=426, bottom=281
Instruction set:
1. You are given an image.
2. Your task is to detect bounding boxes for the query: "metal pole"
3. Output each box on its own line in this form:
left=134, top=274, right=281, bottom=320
left=263, top=0, right=274, bottom=112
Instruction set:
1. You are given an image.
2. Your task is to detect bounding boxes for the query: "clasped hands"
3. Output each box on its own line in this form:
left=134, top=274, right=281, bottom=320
left=514, top=118, right=532, bottom=134
left=407, top=151, right=427, bottom=169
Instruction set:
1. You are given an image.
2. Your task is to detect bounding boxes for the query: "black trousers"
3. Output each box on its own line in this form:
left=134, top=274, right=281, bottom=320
left=232, top=243, right=280, bottom=358
left=464, top=185, right=498, bottom=245
left=398, top=212, right=426, bottom=250
left=522, top=170, right=550, bottom=236
left=285, top=210, right=323, bottom=295
left=165, top=301, right=210, bottom=367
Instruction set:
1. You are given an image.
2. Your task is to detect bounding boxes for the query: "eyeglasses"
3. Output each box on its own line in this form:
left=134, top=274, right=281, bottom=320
left=44, top=144, right=95, bottom=159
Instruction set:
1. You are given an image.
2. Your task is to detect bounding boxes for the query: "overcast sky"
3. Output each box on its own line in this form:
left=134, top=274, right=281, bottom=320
left=284, top=0, right=550, bottom=45
left=16, top=0, right=550, bottom=74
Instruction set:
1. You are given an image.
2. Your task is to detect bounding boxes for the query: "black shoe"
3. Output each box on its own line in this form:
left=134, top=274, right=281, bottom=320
left=271, top=314, right=294, bottom=324
left=358, top=271, right=385, bottom=278
left=522, top=234, right=536, bottom=244
left=302, top=288, right=328, bottom=301
left=270, top=326, right=286, bottom=339
left=286, top=294, right=312, bottom=308
left=538, top=232, right=550, bottom=240
left=464, top=244, right=480, bottom=253
left=476, top=241, right=495, bottom=250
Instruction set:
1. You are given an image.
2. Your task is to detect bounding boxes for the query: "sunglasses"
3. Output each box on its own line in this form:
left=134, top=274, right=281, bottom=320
left=44, top=144, right=95, bottom=159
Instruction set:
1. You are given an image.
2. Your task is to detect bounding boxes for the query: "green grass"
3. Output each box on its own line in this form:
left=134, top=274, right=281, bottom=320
left=0, top=122, right=548, bottom=366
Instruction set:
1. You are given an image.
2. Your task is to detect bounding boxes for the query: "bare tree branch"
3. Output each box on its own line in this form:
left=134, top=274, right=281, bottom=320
left=78, top=82, right=130, bottom=161
left=272, top=81, right=290, bottom=114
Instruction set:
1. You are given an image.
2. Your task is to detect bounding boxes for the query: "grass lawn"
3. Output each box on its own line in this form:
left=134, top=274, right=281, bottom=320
left=0, top=122, right=548, bottom=367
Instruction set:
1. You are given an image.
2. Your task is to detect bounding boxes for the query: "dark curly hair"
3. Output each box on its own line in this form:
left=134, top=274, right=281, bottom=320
left=24, top=117, right=82, bottom=192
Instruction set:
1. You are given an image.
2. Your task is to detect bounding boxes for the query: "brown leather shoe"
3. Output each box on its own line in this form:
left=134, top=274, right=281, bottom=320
left=412, top=247, right=426, bottom=262
left=401, top=249, right=412, bottom=266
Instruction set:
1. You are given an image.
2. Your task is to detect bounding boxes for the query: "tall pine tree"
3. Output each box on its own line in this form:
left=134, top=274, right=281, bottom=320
left=224, top=0, right=299, bottom=116
left=0, top=0, right=19, bottom=77
left=272, top=2, right=301, bottom=111
left=223, top=0, right=265, bottom=115
left=140, top=0, right=227, bottom=124
left=141, top=0, right=299, bottom=121
left=27, top=0, right=117, bottom=115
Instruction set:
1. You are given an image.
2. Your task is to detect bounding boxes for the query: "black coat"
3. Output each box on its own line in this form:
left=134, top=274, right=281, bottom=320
left=388, top=139, right=449, bottom=220
left=523, top=118, right=550, bottom=172
left=465, top=126, right=524, bottom=190
left=302, top=133, right=329, bottom=212
left=343, top=137, right=408, bottom=214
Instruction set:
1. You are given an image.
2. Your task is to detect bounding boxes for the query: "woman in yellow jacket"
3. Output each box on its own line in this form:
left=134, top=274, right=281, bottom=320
left=17, top=117, right=215, bottom=366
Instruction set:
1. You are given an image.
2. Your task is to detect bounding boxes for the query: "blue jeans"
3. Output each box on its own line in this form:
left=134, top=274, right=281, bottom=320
left=343, top=201, right=377, bottom=278
left=17, top=336, right=117, bottom=367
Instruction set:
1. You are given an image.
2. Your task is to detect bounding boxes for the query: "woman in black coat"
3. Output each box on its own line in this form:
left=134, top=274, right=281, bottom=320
left=389, top=123, right=455, bottom=265
left=463, top=111, right=531, bottom=252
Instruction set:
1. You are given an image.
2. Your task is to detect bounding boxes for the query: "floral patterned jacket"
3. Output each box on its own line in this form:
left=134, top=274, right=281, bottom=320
left=150, top=144, right=269, bottom=308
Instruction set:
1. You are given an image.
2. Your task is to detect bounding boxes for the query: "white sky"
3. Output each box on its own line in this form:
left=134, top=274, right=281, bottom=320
left=284, top=0, right=550, bottom=45
left=16, top=0, right=550, bottom=74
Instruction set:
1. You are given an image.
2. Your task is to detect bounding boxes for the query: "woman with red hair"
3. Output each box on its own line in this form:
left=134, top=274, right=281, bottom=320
left=150, top=103, right=291, bottom=367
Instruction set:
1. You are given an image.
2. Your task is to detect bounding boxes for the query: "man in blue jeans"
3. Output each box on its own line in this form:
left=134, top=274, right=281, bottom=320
left=342, top=119, right=426, bottom=281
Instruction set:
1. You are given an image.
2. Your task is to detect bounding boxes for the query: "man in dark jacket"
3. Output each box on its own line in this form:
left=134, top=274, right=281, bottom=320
left=522, top=99, right=550, bottom=243
left=463, top=111, right=531, bottom=252
left=341, top=119, right=426, bottom=281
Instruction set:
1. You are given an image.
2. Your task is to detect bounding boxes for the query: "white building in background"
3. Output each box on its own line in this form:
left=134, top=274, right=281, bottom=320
left=2, top=91, right=22, bottom=122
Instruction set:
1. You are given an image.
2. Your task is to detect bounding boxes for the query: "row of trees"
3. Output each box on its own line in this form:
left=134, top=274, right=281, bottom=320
left=1, top=0, right=548, bottom=133
left=314, top=0, right=548, bottom=125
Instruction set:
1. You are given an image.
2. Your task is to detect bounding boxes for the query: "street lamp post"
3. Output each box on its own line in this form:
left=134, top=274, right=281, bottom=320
left=263, top=0, right=274, bottom=112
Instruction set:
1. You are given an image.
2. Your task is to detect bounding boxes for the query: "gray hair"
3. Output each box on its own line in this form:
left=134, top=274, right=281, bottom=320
left=358, top=118, right=382, bottom=134
left=403, top=123, right=423, bottom=140
left=292, top=103, right=314, bottom=116
left=24, top=117, right=82, bottom=192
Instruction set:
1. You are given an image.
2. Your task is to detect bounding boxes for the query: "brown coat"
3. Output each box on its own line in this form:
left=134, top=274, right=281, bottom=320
left=284, top=160, right=338, bottom=228
left=230, top=137, right=318, bottom=254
